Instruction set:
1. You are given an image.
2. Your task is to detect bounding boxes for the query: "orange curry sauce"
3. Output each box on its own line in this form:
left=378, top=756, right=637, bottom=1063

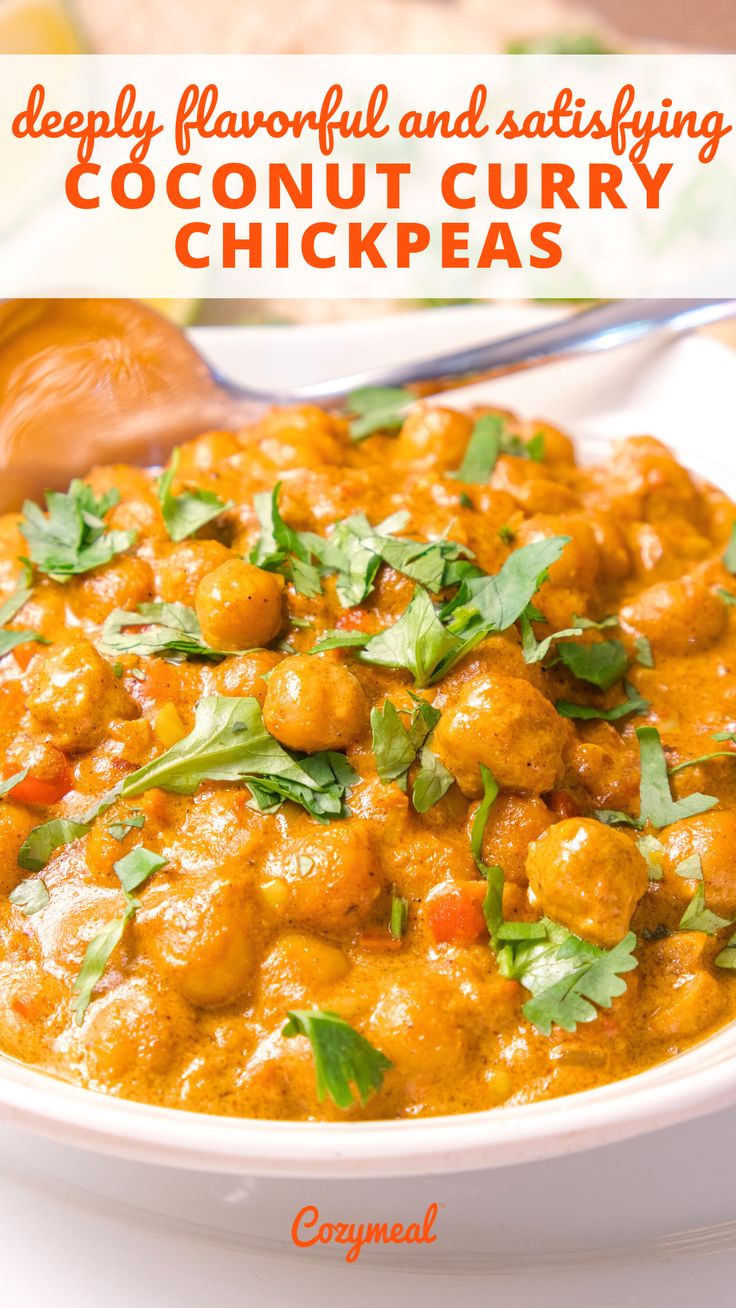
left=0, top=400, right=735, bottom=1120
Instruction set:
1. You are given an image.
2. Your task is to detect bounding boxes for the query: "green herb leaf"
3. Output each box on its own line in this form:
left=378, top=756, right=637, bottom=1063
left=674, top=852, right=704, bottom=879
left=389, top=892, right=409, bottom=940
left=470, top=766, right=504, bottom=942
left=557, top=639, right=628, bottom=691
left=106, top=811, right=146, bottom=842
left=113, top=845, right=168, bottom=893
left=20, top=482, right=136, bottom=582
left=250, top=483, right=323, bottom=598
left=370, top=696, right=441, bottom=801
left=637, top=726, right=718, bottom=828
left=519, top=612, right=585, bottom=664
left=440, top=535, right=570, bottom=655
left=715, top=929, right=736, bottom=969
left=100, top=601, right=241, bottom=661
left=412, top=747, right=454, bottom=814
left=346, top=387, right=414, bottom=442
left=282, top=1008, right=392, bottom=1108
left=723, top=523, right=736, bottom=573
left=0, top=767, right=29, bottom=798
left=18, top=788, right=122, bottom=873
left=158, top=449, right=231, bottom=543
left=73, top=844, right=166, bottom=1023
left=0, top=565, right=47, bottom=660
left=668, top=736, right=736, bottom=776
left=121, top=695, right=356, bottom=822
left=556, top=681, right=649, bottom=721
left=363, top=588, right=460, bottom=688
left=500, top=921, right=638, bottom=1035
left=9, top=876, right=49, bottom=915
left=679, top=882, right=732, bottom=935
left=595, top=808, right=641, bottom=828
left=452, top=413, right=504, bottom=483
left=634, top=636, right=654, bottom=668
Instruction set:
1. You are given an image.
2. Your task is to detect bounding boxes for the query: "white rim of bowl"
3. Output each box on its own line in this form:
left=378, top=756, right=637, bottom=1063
left=1, top=1022, right=736, bottom=1177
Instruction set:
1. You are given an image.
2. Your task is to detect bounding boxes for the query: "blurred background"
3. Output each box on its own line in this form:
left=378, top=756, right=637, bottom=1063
left=1, top=0, right=734, bottom=328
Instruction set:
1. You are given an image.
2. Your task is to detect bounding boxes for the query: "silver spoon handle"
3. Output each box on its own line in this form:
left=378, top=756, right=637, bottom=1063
left=266, top=298, right=736, bottom=406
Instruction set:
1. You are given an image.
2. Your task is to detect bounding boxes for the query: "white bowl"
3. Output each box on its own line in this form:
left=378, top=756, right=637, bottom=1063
left=2, top=304, right=736, bottom=1227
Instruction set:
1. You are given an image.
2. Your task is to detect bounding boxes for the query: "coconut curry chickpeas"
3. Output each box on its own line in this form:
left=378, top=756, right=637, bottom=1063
left=1, top=393, right=736, bottom=1122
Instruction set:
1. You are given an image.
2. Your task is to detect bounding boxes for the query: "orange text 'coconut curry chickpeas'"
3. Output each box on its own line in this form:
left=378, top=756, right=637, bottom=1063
left=0, top=393, right=736, bottom=1119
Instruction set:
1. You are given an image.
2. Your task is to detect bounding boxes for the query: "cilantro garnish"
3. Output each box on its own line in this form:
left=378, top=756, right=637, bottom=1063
left=668, top=731, right=736, bottom=777
left=0, top=767, right=28, bottom=799
left=250, top=483, right=323, bottom=598
left=716, top=930, right=736, bottom=970
left=556, top=681, right=648, bottom=721
left=73, top=845, right=167, bottom=1023
left=312, top=536, right=570, bottom=686
left=158, top=449, right=232, bottom=543
left=452, top=414, right=545, bottom=483
left=282, top=1009, right=392, bottom=1108
left=106, top=811, right=146, bottom=843
left=19, top=697, right=358, bottom=872
left=637, top=726, right=718, bottom=828
left=389, top=892, right=409, bottom=940
left=634, top=636, right=654, bottom=668
left=346, top=386, right=415, bottom=442
left=673, top=852, right=728, bottom=940
left=370, top=696, right=452, bottom=812
left=723, top=523, right=736, bottom=573
left=500, top=922, right=639, bottom=1036
left=467, top=765, right=638, bottom=1033
left=0, top=562, right=47, bottom=660
left=100, top=601, right=244, bottom=661
left=20, top=482, right=136, bottom=582
left=9, top=876, right=49, bottom=916
left=557, top=639, right=628, bottom=691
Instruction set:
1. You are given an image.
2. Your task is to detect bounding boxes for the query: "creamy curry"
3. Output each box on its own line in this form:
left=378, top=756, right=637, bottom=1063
left=1, top=395, right=736, bottom=1121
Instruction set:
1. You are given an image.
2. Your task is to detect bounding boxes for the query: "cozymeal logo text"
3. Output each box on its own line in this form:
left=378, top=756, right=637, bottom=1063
left=291, top=1202, right=440, bottom=1262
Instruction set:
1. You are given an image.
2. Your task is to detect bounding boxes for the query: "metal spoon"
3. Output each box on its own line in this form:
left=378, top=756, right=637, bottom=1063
left=0, top=296, right=734, bottom=511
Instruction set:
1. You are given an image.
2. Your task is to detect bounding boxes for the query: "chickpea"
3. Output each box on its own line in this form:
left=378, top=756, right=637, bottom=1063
left=136, top=875, right=266, bottom=1008
left=0, top=961, right=63, bottom=1062
left=82, top=978, right=193, bottom=1085
left=644, top=932, right=725, bottom=1040
left=0, top=804, right=36, bottom=894
left=260, top=931, right=350, bottom=1009
left=195, top=559, right=284, bottom=650
left=68, top=555, right=154, bottom=624
left=209, top=649, right=283, bottom=705
left=155, top=540, right=233, bottom=606
left=256, top=406, right=345, bottom=469
left=433, top=674, right=569, bottom=797
left=619, top=574, right=727, bottom=656
left=175, top=430, right=241, bottom=477
left=526, top=818, right=648, bottom=948
left=491, top=459, right=579, bottom=514
left=27, top=639, right=137, bottom=752
left=367, top=971, right=469, bottom=1079
left=262, top=653, right=368, bottom=753
left=660, top=812, right=736, bottom=917
left=527, top=421, right=575, bottom=465
left=475, top=793, right=554, bottom=886
left=586, top=512, right=631, bottom=584
left=266, top=820, right=382, bottom=934
left=396, top=406, right=473, bottom=471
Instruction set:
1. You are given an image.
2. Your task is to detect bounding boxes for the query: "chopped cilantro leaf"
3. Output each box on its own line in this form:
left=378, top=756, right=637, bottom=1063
left=106, top=811, right=146, bottom=842
left=637, top=833, right=665, bottom=880
left=0, top=768, right=29, bottom=799
left=723, top=524, right=736, bottom=573
left=412, top=747, right=454, bottom=813
left=346, top=386, right=414, bottom=442
left=557, top=639, right=628, bottom=691
left=72, top=844, right=166, bottom=1023
left=158, top=449, right=231, bottom=543
left=637, top=726, right=718, bottom=828
left=389, top=892, right=409, bottom=940
left=250, top=483, right=323, bottom=598
left=100, top=601, right=242, bottom=661
left=715, top=929, right=736, bottom=969
left=20, top=482, right=136, bottom=582
left=9, top=876, right=49, bottom=916
left=634, top=636, right=654, bottom=668
left=282, top=1008, right=392, bottom=1108
left=370, top=697, right=439, bottom=792
left=679, top=881, right=732, bottom=935
left=452, top=414, right=504, bottom=483
left=556, top=681, right=648, bottom=721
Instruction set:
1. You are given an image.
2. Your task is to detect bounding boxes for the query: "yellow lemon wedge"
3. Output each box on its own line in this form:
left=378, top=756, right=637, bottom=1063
left=0, top=0, right=82, bottom=53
